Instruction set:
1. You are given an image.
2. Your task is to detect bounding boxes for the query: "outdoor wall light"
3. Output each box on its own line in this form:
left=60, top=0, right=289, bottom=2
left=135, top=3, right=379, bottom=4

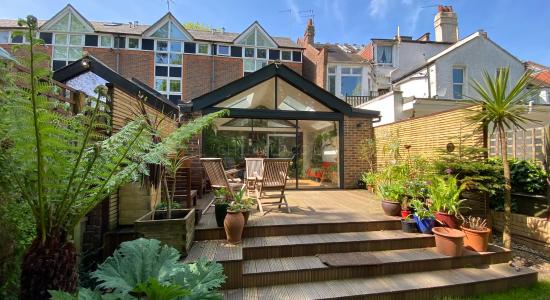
left=81, top=58, right=90, bottom=68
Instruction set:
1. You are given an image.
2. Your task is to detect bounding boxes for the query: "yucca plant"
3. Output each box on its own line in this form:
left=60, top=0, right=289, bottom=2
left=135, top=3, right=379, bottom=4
left=427, top=175, right=466, bottom=216
left=468, top=67, right=538, bottom=248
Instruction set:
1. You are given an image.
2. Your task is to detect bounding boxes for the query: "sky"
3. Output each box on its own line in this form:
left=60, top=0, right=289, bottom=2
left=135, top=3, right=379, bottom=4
left=1, top=0, right=549, bottom=65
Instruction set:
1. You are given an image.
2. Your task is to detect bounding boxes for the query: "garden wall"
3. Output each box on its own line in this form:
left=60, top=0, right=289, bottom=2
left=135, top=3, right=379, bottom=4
left=373, top=106, right=484, bottom=169
left=492, top=211, right=550, bottom=254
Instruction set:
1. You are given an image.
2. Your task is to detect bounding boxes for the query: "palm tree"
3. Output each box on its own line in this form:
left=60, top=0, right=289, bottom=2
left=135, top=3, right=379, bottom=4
left=0, top=16, right=224, bottom=298
left=469, top=67, right=538, bottom=249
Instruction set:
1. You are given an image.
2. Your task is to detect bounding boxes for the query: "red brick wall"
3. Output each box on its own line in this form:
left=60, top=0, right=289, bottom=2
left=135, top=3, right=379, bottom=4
left=182, top=55, right=242, bottom=101
left=281, top=61, right=302, bottom=75
left=343, top=116, right=375, bottom=188
left=0, top=43, right=52, bottom=68
left=298, top=38, right=327, bottom=88
left=85, top=48, right=154, bottom=86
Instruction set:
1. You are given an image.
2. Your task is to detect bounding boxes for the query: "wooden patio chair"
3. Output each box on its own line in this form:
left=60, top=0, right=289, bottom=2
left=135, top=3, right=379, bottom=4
left=166, top=167, right=197, bottom=208
left=245, top=158, right=264, bottom=196
left=254, top=158, right=291, bottom=213
left=200, top=158, right=244, bottom=214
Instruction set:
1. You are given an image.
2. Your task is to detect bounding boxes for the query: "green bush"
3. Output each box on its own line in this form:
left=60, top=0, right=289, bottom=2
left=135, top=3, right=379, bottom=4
left=509, top=158, right=547, bottom=194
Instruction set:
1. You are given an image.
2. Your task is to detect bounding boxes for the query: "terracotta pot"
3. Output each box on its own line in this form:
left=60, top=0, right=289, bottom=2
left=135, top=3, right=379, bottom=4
left=224, top=211, right=245, bottom=244
left=381, top=200, right=401, bottom=216
left=367, top=185, right=375, bottom=193
left=435, top=211, right=460, bottom=229
left=401, top=218, right=418, bottom=233
left=243, top=210, right=251, bottom=225
left=462, top=226, right=491, bottom=252
left=214, top=203, right=228, bottom=227
left=401, top=210, right=411, bottom=219
left=432, top=227, right=465, bottom=257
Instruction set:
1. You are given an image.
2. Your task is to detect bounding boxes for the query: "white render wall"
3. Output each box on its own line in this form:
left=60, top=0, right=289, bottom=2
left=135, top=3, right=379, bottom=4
left=433, top=36, right=524, bottom=99
left=399, top=76, right=429, bottom=98
left=359, top=91, right=401, bottom=126
left=391, top=41, right=450, bottom=80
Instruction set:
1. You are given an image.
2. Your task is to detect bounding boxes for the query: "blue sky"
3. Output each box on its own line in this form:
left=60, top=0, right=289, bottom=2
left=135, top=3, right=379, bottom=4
left=1, top=0, right=549, bottom=65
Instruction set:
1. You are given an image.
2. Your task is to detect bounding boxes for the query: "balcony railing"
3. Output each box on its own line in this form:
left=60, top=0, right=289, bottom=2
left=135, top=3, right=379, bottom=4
left=344, top=91, right=380, bottom=107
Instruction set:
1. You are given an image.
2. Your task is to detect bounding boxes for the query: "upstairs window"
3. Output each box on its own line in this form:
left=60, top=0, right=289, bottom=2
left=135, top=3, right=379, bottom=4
left=340, top=67, right=362, bottom=96
left=217, top=45, right=230, bottom=56
left=327, top=66, right=336, bottom=95
left=0, top=31, right=9, bottom=43
left=151, top=21, right=189, bottom=41
left=128, top=37, right=140, bottom=49
left=452, top=67, right=465, bottom=99
left=197, top=43, right=209, bottom=55
left=376, top=45, right=393, bottom=64
left=99, top=35, right=112, bottom=48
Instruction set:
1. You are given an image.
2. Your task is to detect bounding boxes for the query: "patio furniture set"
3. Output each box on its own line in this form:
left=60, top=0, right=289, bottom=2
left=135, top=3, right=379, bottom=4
left=201, top=157, right=292, bottom=215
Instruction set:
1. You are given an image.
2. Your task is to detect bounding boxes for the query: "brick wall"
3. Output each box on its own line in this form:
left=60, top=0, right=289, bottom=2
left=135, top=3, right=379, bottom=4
left=182, top=55, right=242, bottom=101
left=373, top=106, right=484, bottom=169
left=298, top=38, right=327, bottom=88
left=85, top=48, right=154, bottom=86
left=0, top=43, right=52, bottom=68
left=343, top=116, right=375, bottom=189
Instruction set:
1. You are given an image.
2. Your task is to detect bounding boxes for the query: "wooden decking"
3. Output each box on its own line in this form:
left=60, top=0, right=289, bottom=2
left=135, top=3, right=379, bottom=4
left=186, top=190, right=538, bottom=299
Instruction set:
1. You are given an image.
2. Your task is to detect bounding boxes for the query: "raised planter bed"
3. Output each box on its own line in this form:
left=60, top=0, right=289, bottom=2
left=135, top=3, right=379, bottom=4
left=492, top=210, right=550, bottom=253
left=512, top=192, right=549, bottom=218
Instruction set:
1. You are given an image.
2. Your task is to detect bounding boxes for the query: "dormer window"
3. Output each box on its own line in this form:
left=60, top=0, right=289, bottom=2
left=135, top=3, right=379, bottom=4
left=376, top=45, right=393, bottom=64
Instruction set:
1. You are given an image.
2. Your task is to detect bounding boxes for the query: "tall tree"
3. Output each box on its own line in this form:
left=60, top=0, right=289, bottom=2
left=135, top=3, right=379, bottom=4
left=469, top=68, right=538, bottom=249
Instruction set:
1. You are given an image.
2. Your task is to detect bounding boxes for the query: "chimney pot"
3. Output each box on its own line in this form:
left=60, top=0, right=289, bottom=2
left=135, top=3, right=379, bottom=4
left=304, top=18, right=315, bottom=45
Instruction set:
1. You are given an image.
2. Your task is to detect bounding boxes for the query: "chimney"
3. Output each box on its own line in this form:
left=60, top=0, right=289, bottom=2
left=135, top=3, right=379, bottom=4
left=434, top=5, right=458, bottom=43
left=304, top=18, right=315, bottom=45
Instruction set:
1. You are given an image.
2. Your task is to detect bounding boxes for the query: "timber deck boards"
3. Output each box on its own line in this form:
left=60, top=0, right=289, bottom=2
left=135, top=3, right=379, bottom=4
left=184, top=240, right=242, bottom=263
left=225, top=263, right=538, bottom=300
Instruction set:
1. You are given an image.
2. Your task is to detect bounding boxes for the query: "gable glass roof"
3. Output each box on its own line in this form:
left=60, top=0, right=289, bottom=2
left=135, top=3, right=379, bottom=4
left=238, top=26, right=276, bottom=48
left=214, top=77, right=332, bottom=112
left=151, top=20, right=189, bottom=41
left=47, top=11, right=91, bottom=33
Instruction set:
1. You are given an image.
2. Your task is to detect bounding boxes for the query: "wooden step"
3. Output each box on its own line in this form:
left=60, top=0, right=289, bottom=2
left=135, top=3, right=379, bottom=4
left=195, top=219, right=402, bottom=240
left=242, top=246, right=512, bottom=287
left=225, top=263, right=538, bottom=299
left=242, top=230, right=435, bottom=259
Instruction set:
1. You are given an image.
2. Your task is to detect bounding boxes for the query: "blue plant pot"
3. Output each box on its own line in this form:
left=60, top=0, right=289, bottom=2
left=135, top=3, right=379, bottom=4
left=413, top=215, right=435, bottom=234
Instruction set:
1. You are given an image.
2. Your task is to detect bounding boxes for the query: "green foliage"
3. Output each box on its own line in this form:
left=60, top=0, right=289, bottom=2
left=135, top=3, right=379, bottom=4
left=50, top=238, right=225, bottom=300
left=377, top=182, right=405, bottom=203
left=182, top=22, right=212, bottom=30
left=227, top=189, right=254, bottom=212
left=443, top=280, right=550, bottom=300
left=361, top=172, right=376, bottom=186
left=358, top=138, right=376, bottom=173
left=427, top=175, right=467, bottom=216
left=509, top=159, right=547, bottom=194
left=410, top=198, right=434, bottom=219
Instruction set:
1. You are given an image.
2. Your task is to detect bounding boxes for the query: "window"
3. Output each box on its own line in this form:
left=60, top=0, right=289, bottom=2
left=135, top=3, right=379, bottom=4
left=0, top=31, right=10, bottom=43
left=327, top=66, right=336, bottom=95
left=341, top=67, right=362, bottom=96
left=244, top=59, right=268, bottom=75
left=376, top=45, right=393, bottom=64
left=256, top=48, right=267, bottom=59
left=11, top=33, right=24, bottom=44
left=128, top=37, right=140, bottom=49
left=154, top=38, right=182, bottom=101
left=244, top=47, right=254, bottom=58
left=99, top=35, right=112, bottom=47
left=53, top=33, right=83, bottom=66
left=327, top=65, right=365, bottom=97
left=197, top=43, right=209, bottom=54
left=281, top=50, right=292, bottom=61
left=217, top=45, right=230, bottom=56
left=452, top=67, right=464, bottom=99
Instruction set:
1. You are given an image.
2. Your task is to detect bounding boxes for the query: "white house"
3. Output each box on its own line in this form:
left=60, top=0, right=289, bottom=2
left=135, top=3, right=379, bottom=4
left=360, top=7, right=525, bottom=126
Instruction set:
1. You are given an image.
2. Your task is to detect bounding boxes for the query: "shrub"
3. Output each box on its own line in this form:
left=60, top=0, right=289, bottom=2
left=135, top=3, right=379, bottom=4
left=509, top=159, right=547, bottom=194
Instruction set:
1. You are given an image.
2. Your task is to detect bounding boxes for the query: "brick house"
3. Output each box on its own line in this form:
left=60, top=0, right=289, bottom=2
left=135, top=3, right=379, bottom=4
left=0, top=4, right=303, bottom=104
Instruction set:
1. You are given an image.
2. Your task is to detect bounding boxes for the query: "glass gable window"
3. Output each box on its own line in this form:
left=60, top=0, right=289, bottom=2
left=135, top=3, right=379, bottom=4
left=151, top=19, right=189, bottom=103
left=237, top=26, right=276, bottom=75
left=47, top=12, right=91, bottom=70
left=277, top=79, right=332, bottom=112
left=376, top=45, right=393, bottom=64
left=452, top=67, right=464, bottom=99
left=215, top=78, right=276, bottom=109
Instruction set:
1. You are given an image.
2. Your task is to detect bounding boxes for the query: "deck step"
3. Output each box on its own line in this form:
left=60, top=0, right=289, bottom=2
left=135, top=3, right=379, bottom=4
left=195, top=219, right=402, bottom=240
left=225, top=263, right=538, bottom=299
left=242, top=230, right=435, bottom=259
left=242, top=246, right=512, bottom=287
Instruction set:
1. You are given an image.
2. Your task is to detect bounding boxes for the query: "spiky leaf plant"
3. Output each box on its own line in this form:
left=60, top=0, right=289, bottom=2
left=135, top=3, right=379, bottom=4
left=468, top=67, right=538, bottom=248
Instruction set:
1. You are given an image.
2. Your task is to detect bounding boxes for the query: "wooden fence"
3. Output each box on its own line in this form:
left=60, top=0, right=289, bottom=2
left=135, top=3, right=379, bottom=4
left=492, top=211, right=550, bottom=254
left=489, top=126, right=546, bottom=163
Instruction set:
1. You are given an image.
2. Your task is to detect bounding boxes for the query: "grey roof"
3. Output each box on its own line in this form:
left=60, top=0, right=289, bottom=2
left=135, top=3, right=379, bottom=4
left=0, top=19, right=301, bottom=48
left=314, top=43, right=367, bottom=63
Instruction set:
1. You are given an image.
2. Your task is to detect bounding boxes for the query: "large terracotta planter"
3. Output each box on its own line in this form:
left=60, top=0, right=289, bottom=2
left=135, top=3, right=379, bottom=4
left=215, top=203, right=229, bottom=227
left=381, top=200, right=401, bottom=216
left=432, top=227, right=465, bottom=257
left=224, top=211, right=245, bottom=244
left=435, top=211, right=460, bottom=229
left=135, top=209, right=195, bottom=255
left=462, top=226, right=491, bottom=252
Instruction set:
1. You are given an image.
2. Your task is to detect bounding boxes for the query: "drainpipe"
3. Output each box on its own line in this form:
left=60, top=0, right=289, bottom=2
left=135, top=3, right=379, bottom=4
left=115, top=34, right=121, bottom=72
left=211, top=46, right=215, bottom=92
left=427, top=64, right=432, bottom=98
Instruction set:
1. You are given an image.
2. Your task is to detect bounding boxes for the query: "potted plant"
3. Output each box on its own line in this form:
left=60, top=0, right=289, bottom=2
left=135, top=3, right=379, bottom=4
left=377, top=182, right=404, bottom=216
left=224, top=201, right=245, bottom=244
left=461, top=216, right=491, bottom=252
left=410, top=199, right=435, bottom=234
left=400, top=198, right=411, bottom=218
left=401, top=215, right=418, bottom=233
left=231, top=189, right=255, bottom=224
left=428, top=175, right=466, bottom=229
left=213, top=187, right=230, bottom=227
left=362, top=172, right=377, bottom=193
left=432, top=226, right=466, bottom=257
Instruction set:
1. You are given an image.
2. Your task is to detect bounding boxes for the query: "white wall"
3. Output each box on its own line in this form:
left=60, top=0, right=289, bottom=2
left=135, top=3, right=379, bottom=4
left=392, top=42, right=450, bottom=80
left=327, top=63, right=371, bottom=98
left=399, top=75, right=430, bottom=98
left=359, top=91, right=401, bottom=126
left=434, top=36, right=524, bottom=99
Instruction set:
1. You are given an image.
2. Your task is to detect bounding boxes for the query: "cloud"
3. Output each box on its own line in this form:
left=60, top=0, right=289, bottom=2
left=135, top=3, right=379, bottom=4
left=369, top=0, right=390, bottom=18
left=407, top=6, right=423, bottom=35
left=332, top=0, right=344, bottom=26
left=401, top=0, right=413, bottom=5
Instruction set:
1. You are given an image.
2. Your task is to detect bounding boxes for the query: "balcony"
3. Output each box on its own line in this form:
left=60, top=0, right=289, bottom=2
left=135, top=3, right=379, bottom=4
left=344, top=91, right=380, bottom=107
